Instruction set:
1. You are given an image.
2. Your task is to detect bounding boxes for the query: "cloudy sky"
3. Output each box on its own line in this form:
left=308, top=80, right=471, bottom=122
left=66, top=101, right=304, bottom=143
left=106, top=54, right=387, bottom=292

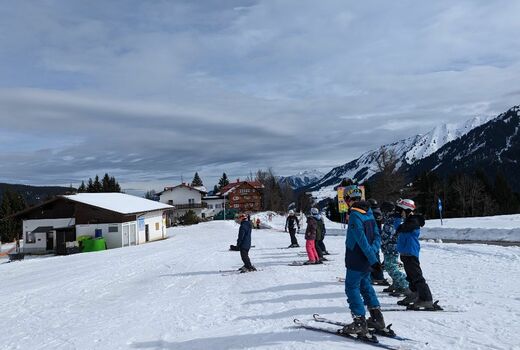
left=1, top=1, right=519, bottom=191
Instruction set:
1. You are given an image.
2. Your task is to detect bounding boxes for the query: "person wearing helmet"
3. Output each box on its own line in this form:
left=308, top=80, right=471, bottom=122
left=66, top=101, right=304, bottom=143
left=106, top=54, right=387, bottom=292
left=303, top=207, right=321, bottom=264
left=341, top=185, right=387, bottom=337
left=236, top=213, right=256, bottom=272
left=285, top=209, right=300, bottom=248
left=380, top=201, right=411, bottom=296
left=395, top=199, right=438, bottom=310
left=367, top=199, right=390, bottom=286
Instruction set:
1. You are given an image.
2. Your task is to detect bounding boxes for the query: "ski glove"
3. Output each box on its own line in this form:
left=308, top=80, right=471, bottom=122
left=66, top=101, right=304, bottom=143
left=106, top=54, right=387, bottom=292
left=371, top=262, right=383, bottom=274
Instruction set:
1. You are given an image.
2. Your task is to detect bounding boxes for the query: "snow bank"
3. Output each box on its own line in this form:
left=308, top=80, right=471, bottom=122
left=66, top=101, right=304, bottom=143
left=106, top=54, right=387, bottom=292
left=423, top=214, right=520, bottom=242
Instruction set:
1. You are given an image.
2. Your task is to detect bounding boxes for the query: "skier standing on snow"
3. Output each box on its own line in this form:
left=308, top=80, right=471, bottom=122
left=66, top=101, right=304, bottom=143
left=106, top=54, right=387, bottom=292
left=395, top=199, right=438, bottom=309
left=341, top=185, right=387, bottom=337
left=368, top=199, right=389, bottom=286
left=380, top=201, right=411, bottom=296
left=313, top=209, right=328, bottom=261
left=303, top=208, right=321, bottom=265
left=236, top=213, right=256, bottom=272
left=285, top=210, right=300, bottom=248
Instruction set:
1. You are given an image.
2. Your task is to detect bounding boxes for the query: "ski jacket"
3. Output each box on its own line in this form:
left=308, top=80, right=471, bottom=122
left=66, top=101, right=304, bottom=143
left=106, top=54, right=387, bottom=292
left=345, top=201, right=381, bottom=272
left=305, top=216, right=317, bottom=240
left=285, top=215, right=300, bottom=231
left=381, top=212, right=402, bottom=255
left=237, top=220, right=252, bottom=249
left=397, top=214, right=425, bottom=258
left=315, top=215, right=326, bottom=241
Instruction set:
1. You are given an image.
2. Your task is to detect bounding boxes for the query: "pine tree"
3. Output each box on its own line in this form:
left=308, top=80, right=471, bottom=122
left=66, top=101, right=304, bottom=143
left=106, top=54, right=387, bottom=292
left=78, top=181, right=86, bottom=192
left=102, top=173, right=111, bottom=192
left=218, top=173, right=229, bottom=190
left=87, top=178, right=94, bottom=192
left=93, top=175, right=102, bottom=192
left=0, top=190, right=26, bottom=243
left=191, top=172, right=203, bottom=187
left=213, top=185, right=219, bottom=194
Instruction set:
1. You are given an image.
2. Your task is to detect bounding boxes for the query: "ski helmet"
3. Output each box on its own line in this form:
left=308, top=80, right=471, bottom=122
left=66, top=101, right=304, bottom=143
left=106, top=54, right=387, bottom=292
left=367, top=198, right=379, bottom=209
left=380, top=201, right=395, bottom=214
left=310, top=207, right=319, bottom=215
left=288, top=209, right=295, bottom=215
left=344, top=184, right=362, bottom=200
left=396, top=199, right=416, bottom=211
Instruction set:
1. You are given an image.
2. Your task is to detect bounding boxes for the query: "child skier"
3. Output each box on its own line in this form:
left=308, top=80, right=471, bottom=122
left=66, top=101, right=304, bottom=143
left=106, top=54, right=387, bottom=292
left=303, top=208, right=321, bottom=265
left=341, top=185, right=387, bottom=337
left=380, top=201, right=410, bottom=296
left=236, top=213, right=256, bottom=272
left=285, top=210, right=300, bottom=248
left=395, top=199, right=438, bottom=310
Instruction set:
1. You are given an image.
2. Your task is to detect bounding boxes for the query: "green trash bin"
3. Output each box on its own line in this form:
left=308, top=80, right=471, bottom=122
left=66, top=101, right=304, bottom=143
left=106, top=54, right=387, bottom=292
left=82, top=237, right=107, bottom=252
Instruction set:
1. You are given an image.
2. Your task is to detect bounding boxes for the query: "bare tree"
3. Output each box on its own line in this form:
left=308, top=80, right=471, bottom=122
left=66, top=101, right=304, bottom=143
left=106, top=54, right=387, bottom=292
left=370, top=147, right=406, bottom=201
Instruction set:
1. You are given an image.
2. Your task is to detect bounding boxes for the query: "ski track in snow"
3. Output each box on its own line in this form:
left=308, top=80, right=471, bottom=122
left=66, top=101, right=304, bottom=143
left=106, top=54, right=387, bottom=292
left=1, top=220, right=520, bottom=350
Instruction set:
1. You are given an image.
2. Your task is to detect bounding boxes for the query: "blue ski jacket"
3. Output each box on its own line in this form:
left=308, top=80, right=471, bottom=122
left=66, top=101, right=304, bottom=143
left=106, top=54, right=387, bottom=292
left=345, top=202, right=381, bottom=272
left=381, top=212, right=402, bottom=256
left=237, top=220, right=252, bottom=249
left=396, top=214, right=425, bottom=258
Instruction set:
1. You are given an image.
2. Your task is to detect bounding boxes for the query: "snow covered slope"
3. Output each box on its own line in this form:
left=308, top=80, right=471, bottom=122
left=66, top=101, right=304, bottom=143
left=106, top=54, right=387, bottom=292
left=1, top=221, right=519, bottom=349
left=308, top=114, right=493, bottom=201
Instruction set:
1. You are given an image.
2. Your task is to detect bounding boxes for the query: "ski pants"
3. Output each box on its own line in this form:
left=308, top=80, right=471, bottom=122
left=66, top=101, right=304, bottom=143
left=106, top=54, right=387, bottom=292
left=401, top=255, right=433, bottom=302
left=305, top=240, right=319, bottom=262
left=288, top=228, right=298, bottom=245
left=240, top=249, right=253, bottom=269
left=370, top=252, right=385, bottom=281
left=317, top=239, right=327, bottom=254
left=345, top=269, right=380, bottom=317
left=314, top=240, right=324, bottom=259
left=383, top=253, right=408, bottom=289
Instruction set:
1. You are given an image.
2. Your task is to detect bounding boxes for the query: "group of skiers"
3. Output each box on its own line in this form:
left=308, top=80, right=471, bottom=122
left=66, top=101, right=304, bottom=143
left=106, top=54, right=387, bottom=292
left=232, top=183, right=437, bottom=339
left=340, top=183, right=439, bottom=339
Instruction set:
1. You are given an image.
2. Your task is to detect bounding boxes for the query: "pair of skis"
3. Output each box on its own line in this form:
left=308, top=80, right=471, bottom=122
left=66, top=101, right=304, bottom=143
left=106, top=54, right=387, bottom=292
left=294, top=314, right=415, bottom=349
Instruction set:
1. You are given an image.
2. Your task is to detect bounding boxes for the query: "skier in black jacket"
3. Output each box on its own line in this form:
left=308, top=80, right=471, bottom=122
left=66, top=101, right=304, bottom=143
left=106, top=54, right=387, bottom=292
left=285, top=210, right=300, bottom=248
left=236, top=213, right=256, bottom=272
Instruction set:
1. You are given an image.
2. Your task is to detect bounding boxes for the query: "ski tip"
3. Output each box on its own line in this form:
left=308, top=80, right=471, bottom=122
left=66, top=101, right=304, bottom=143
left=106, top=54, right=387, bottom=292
left=312, top=313, right=320, bottom=318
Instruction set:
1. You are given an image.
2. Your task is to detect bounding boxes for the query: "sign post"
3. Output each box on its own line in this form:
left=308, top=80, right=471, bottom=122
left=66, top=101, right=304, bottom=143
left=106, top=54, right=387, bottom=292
left=438, top=198, right=443, bottom=226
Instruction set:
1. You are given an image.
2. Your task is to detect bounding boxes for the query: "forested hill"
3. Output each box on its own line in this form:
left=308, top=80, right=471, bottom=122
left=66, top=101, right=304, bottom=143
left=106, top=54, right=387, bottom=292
left=0, top=183, right=74, bottom=206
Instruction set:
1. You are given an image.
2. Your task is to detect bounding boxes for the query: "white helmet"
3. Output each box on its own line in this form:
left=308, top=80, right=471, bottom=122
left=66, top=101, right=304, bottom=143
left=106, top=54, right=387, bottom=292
left=310, top=207, right=319, bottom=215
left=396, top=199, right=416, bottom=211
left=288, top=210, right=295, bottom=215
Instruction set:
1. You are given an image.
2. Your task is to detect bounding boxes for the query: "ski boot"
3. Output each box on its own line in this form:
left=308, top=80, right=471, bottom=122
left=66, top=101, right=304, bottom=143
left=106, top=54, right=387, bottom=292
left=367, top=308, right=385, bottom=331
left=340, top=315, right=369, bottom=336
left=390, top=287, right=411, bottom=297
left=247, top=265, right=257, bottom=272
left=303, top=260, right=316, bottom=265
left=238, top=265, right=247, bottom=272
left=382, top=284, right=396, bottom=293
left=315, top=260, right=324, bottom=264
left=371, top=279, right=390, bottom=286
left=397, top=291, right=417, bottom=306
left=320, top=256, right=329, bottom=262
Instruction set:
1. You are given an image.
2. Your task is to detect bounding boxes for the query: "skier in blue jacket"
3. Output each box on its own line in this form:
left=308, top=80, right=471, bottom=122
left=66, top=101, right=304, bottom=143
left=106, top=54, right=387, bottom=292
left=236, top=213, right=256, bottom=272
left=341, top=185, right=387, bottom=337
left=395, top=199, right=438, bottom=310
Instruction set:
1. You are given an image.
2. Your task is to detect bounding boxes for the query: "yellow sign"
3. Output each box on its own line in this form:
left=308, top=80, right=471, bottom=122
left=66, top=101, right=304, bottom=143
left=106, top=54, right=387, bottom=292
left=337, top=187, right=348, bottom=213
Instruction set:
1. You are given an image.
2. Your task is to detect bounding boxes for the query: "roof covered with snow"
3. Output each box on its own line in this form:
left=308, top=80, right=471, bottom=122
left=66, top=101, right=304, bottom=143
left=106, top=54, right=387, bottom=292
left=63, top=193, right=173, bottom=215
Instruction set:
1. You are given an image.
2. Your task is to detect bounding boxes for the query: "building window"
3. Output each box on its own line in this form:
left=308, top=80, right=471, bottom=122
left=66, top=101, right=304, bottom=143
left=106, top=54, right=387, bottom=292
left=108, top=226, right=118, bottom=233
left=168, top=200, right=173, bottom=205
left=188, top=198, right=195, bottom=205
left=208, top=204, right=213, bottom=209
left=234, top=204, right=239, bottom=208
left=155, top=222, right=160, bottom=230
left=26, top=231, right=35, bottom=244
left=215, top=204, right=221, bottom=209
left=233, top=196, right=239, bottom=200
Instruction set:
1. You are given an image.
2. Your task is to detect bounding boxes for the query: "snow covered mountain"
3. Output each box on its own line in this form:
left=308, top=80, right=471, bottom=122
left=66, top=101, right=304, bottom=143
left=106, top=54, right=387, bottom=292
left=408, top=106, right=520, bottom=191
left=278, top=170, right=325, bottom=189
left=306, top=112, right=497, bottom=200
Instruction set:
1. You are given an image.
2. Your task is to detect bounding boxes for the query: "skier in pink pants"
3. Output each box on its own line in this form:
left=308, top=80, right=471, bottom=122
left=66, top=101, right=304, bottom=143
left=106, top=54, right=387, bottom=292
left=304, top=208, right=322, bottom=264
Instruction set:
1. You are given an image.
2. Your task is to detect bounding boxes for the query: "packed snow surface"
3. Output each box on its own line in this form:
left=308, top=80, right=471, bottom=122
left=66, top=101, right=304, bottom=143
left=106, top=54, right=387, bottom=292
left=1, top=221, right=519, bottom=349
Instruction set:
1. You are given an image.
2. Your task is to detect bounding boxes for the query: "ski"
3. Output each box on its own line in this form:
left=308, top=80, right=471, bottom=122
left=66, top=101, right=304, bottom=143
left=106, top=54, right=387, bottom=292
left=293, top=319, right=400, bottom=350
left=312, top=314, right=412, bottom=341
left=288, top=261, right=326, bottom=266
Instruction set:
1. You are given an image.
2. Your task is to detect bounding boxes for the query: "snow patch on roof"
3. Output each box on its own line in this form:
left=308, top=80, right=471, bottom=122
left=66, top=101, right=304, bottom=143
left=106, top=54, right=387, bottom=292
left=63, top=193, right=173, bottom=215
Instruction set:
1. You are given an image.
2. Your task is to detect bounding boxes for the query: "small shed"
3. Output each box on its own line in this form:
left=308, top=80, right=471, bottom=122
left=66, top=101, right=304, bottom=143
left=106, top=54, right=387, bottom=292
left=13, top=193, right=174, bottom=254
